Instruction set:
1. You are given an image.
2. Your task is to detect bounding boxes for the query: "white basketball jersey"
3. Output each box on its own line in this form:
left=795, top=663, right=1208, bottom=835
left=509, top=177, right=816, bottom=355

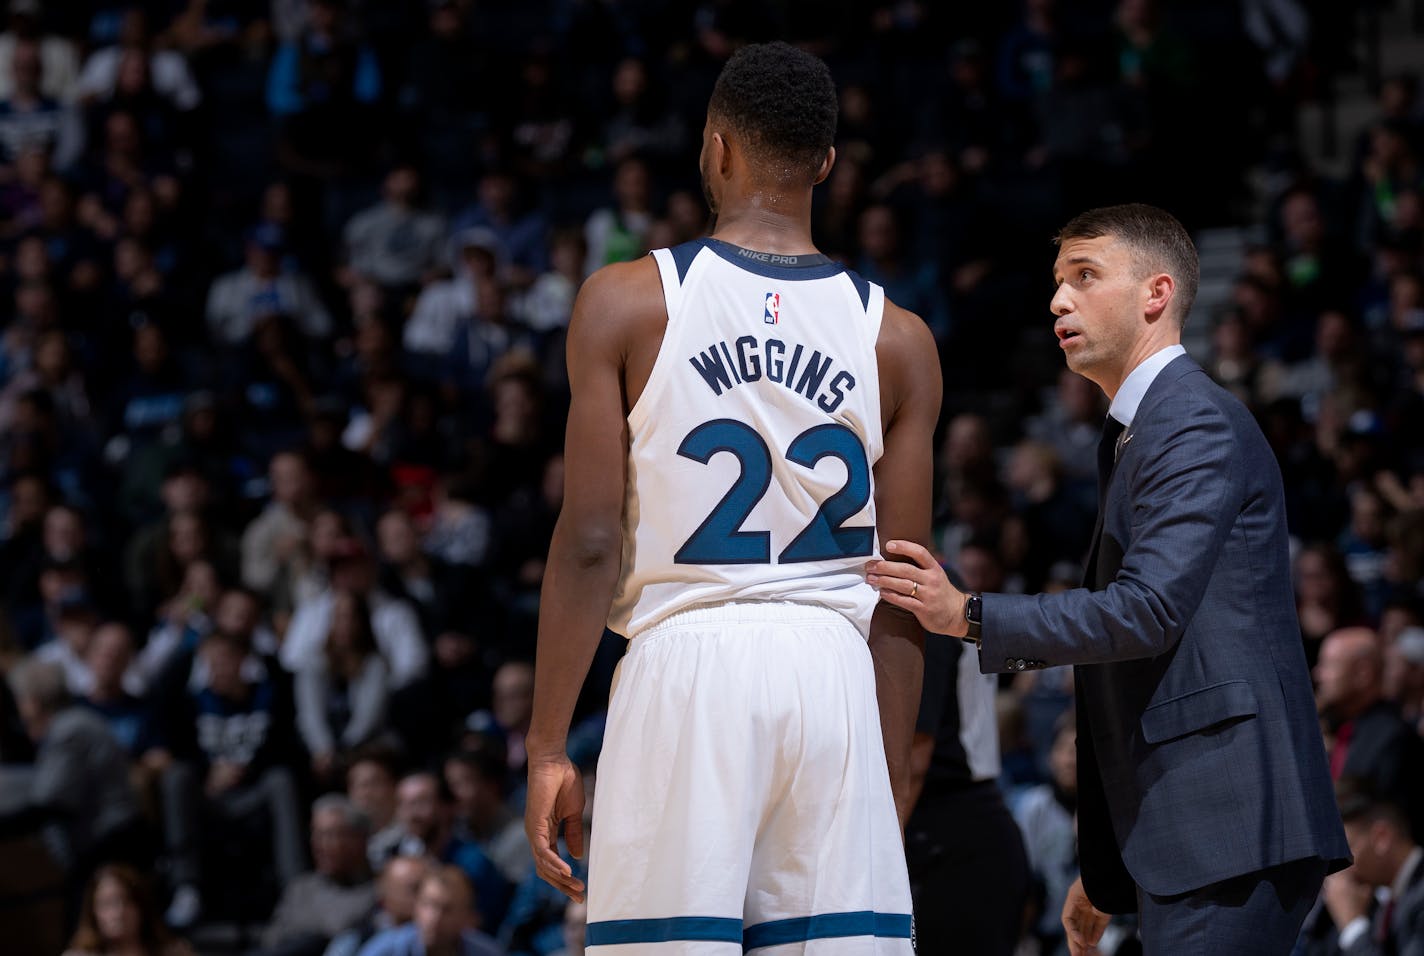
left=608, top=237, right=886, bottom=638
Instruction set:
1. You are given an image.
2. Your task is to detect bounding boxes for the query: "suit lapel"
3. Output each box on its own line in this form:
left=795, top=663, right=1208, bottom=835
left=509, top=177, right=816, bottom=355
left=1079, top=354, right=1200, bottom=590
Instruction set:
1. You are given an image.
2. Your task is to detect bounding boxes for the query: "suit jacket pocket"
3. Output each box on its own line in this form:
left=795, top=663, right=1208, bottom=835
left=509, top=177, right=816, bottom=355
left=1140, top=680, right=1258, bottom=745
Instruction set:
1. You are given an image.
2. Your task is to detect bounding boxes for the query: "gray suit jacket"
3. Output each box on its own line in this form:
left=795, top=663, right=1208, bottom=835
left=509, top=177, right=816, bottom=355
left=979, top=356, right=1350, bottom=911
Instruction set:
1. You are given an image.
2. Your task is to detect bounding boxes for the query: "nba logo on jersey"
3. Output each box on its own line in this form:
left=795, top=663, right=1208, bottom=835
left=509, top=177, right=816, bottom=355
left=764, top=291, right=781, bottom=325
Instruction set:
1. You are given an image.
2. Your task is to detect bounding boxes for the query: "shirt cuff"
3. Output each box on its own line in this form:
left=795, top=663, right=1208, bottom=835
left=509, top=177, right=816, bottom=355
left=1337, top=915, right=1370, bottom=949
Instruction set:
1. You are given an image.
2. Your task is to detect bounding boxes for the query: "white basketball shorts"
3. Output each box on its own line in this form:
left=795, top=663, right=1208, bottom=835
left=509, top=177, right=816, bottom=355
left=585, top=601, right=915, bottom=954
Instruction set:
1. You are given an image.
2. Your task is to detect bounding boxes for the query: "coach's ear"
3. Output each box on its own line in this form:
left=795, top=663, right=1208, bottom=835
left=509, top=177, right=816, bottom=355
left=813, top=146, right=836, bottom=186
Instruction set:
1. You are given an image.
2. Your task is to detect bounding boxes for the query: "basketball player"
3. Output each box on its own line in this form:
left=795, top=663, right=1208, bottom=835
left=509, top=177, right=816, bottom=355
left=524, top=42, right=941, bottom=953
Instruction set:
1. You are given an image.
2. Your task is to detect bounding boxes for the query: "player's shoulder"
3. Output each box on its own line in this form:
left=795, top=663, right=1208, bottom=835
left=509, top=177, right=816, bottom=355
left=876, top=296, right=939, bottom=372
left=569, top=256, right=666, bottom=343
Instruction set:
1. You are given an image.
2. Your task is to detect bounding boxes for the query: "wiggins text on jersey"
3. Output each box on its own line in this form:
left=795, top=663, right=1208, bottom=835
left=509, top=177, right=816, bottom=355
left=687, top=334, right=857, bottom=415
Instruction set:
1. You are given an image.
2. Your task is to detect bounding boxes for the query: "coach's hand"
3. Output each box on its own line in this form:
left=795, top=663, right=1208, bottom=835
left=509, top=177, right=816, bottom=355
left=1062, top=877, right=1110, bottom=956
left=865, top=540, right=965, bottom=637
left=525, top=753, right=587, bottom=903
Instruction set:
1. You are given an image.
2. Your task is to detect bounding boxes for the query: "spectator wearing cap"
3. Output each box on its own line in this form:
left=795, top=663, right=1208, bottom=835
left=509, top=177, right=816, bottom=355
left=254, top=795, right=377, bottom=956
left=341, top=165, right=446, bottom=294
left=205, top=222, right=332, bottom=347
left=280, top=536, right=428, bottom=689
left=1385, top=627, right=1424, bottom=736
left=403, top=228, right=497, bottom=361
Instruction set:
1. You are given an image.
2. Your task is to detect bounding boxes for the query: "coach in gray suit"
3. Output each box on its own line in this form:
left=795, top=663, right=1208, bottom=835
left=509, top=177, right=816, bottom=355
left=867, top=204, right=1350, bottom=954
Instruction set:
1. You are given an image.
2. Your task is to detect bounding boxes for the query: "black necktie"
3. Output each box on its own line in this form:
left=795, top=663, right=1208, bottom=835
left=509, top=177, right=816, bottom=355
left=1097, top=415, right=1126, bottom=507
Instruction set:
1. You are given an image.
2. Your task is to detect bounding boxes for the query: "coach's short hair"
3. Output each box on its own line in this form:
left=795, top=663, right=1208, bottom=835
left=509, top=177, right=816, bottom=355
left=1055, top=203, right=1200, bottom=325
left=707, top=42, right=837, bottom=185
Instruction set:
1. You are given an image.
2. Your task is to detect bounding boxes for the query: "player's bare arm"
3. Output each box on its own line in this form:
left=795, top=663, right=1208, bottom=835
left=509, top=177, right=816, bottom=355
left=524, top=257, right=665, bottom=902
left=867, top=299, right=941, bottom=826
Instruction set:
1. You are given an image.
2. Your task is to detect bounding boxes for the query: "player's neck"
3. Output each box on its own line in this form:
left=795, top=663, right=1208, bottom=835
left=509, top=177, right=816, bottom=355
left=710, top=194, right=819, bottom=256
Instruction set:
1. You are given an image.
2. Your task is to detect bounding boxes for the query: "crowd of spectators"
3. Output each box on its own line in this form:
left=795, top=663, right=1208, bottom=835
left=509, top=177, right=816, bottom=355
left=0, top=0, right=1418, bottom=954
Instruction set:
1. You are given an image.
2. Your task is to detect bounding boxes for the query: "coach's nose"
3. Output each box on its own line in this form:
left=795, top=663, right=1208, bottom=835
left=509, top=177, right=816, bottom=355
left=1050, top=282, right=1073, bottom=318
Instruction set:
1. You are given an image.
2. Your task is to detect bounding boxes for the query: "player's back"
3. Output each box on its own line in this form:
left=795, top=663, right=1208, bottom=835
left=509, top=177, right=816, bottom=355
left=608, top=237, right=885, bottom=638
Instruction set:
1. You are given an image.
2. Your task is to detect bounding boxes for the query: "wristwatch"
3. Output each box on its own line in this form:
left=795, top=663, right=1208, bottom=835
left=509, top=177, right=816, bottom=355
left=964, top=592, right=983, bottom=648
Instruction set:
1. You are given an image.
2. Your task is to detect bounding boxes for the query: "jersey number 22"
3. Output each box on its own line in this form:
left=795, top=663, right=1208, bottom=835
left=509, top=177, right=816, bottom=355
left=673, top=419, right=873, bottom=565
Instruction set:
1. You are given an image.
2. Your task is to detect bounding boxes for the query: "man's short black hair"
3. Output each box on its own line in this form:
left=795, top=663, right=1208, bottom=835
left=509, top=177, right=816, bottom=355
left=707, top=41, right=837, bottom=185
left=1056, top=203, right=1200, bottom=326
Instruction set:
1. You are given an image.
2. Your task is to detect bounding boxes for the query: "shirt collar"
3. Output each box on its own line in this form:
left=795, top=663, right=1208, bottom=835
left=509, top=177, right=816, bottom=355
left=1108, top=344, right=1186, bottom=428
left=1393, top=846, right=1423, bottom=899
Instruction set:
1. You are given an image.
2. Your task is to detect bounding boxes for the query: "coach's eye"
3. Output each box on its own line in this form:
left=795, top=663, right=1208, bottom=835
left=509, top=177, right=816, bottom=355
left=1080, top=270, right=1092, bottom=282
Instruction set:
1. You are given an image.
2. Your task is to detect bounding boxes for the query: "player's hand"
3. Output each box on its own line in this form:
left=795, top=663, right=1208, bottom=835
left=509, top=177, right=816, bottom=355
left=1062, top=877, right=1110, bottom=956
left=865, top=540, right=965, bottom=637
left=525, top=753, right=587, bottom=903
left=1322, top=869, right=1372, bottom=928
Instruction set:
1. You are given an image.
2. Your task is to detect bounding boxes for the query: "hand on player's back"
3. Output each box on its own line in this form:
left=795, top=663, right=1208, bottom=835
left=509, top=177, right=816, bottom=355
left=525, top=753, right=588, bottom=902
left=865, top=540, right=965, bottom=637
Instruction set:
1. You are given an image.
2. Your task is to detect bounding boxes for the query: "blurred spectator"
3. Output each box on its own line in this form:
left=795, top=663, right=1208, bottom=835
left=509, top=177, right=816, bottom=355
left=444, top=746, right=530, bottom=887
left=599, top=57, right=685, bottom=168
left=0, top=0, right=78, bottom=104
left=326, top=854, right=428, bottom=956
left=257, top=795, right=377, bottom=956
left=77, top=622, right=157, bottom=760
left=295, top=589, right=392, bottom=782
left=1296, top=544, right=1366, bottom=665
left=1012, top=711, right=1078, bottom=956
left=855, top=203, right=949, bottom=341
left=74, top=9, right=200, bottom=114
left=358, top=865, right=501, bottom=956
left=242, top=450, right=321, bottom=610
left=1314, top=627, right=1424, bottom=838
left=548, top=900, right=586, bottom=956
left=511, top=229, right=584, bottom=335
left=0, top=37, right=83, bottom=167
left=206, top=224, right=333, bottom=347
left=159, top=630, right=304, bottom=929
left=373, top=772, right=510, bottom=935
left=347, top=747, right=400, bottom=858
left=342, top=165, right=446, bottom=293
left=0, top=657, right=142, bottom=875
left=266, top=0, right=382, bottom=179
left=63, top=863, right=193, bottom=956
left=1003, top=439, right=1094, bottom=590
left=447, top=171, right=549, bottom=287
left=280, top=538, right=428, bottom=688
left=375, top=507, right=462, bottom=637
left=906, top=546, right=1028, bottom=956
left=403, top=230, right=496, bottom=361
left=1385, top=627, right=1424, bottom=737
left=583, top=155, right=652, bottom=275
left=1324, top=786, right=1424, bottom=954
